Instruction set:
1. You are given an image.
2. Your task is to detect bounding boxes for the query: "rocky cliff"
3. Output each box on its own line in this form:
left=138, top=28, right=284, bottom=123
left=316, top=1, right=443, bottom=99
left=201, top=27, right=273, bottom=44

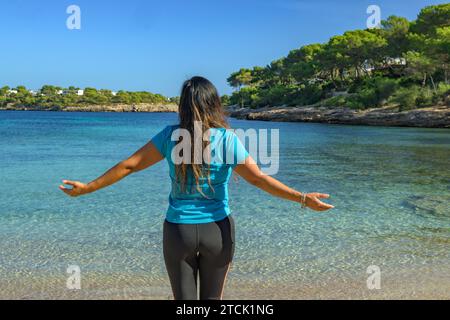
left=0, top=103, right=178, bottom=113
left=228, top=105, right=450, bottom=128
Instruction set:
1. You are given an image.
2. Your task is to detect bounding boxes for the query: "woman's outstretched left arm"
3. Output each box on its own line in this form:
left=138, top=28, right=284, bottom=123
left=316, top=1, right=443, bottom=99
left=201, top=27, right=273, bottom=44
left=59, top=141, right=163, bottom=197
left=234, top=156, right=334, bottom=211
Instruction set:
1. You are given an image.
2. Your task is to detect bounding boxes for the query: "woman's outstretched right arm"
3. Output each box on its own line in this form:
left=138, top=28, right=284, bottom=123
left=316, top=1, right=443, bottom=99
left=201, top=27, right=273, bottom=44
left=234, top=156, right=334, bottom=211
left=59, top=141, right=163, bottom=197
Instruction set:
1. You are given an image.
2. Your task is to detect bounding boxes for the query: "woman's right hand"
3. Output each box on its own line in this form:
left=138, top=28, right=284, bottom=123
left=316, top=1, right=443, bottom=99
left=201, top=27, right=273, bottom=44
left=59, top=180, right=90, bottom=197
left=304, top=193, right=334, bottom=211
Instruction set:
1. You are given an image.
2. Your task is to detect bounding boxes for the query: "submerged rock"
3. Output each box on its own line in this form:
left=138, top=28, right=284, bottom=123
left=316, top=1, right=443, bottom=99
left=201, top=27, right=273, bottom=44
left=402, top=195, right=450, bottom=218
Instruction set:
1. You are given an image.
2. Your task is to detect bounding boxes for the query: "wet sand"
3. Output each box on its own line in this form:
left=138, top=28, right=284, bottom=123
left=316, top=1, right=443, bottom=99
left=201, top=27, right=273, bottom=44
left=2, top=264, right=449, bottom=300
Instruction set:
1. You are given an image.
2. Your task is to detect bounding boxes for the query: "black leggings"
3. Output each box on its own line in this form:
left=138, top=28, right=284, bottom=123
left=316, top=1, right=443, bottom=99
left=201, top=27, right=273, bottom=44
left=163, top=215, right=235, bottom=300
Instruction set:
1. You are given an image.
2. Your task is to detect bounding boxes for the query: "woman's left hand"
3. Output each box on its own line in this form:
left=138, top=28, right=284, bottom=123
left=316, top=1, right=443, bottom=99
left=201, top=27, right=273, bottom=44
left=59, top=180, right=89, bottom=197
left=305, top=193, right=334, bottom=211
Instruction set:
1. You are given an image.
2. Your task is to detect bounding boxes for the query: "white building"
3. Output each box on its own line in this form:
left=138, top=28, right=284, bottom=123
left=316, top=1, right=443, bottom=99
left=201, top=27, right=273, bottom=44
left=29, top=90, right=38, bottom=96
left=8, top=89, right=18, bottom=95
left=111, top=91, right=117, bottom=96
left=362, top=60, right=375, bottom=72
left=386, top=57, right=406, bottom=66
left=77, top=89, right=84, bottom=96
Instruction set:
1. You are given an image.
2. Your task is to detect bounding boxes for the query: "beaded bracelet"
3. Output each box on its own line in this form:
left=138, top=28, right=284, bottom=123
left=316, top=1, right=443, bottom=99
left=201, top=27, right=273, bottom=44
left=300, top=193, right=307, bottom=209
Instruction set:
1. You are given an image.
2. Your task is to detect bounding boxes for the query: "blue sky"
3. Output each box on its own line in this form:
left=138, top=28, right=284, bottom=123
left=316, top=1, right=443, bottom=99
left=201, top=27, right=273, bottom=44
left=0, top=0, right=446, bottom=97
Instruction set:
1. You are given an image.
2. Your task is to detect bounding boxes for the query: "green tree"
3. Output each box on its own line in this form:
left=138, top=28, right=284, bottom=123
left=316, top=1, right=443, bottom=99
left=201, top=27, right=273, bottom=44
left=381, top=15, right=411, bottom=57
left=227, top=4, right=450, bottom=111
left=83, top=87, right=108, bottom=104
left=249, top=66, right=271, bottom=87
left=328, top=30, right=387, bottom=78
left=403, top=51, right=438, bottom=90
left=113, top=91, right=132, bottom=104
left=285, top=43, right=324, bottom=84
left=227, top=68, right=253, bottom=107
left=411, top=4, right=450, bottom=36
left=220, top=95, right=230, bottom=106
left=40, top=85, right=61, bottom=96
left=0, top=86, right=10, bottom=96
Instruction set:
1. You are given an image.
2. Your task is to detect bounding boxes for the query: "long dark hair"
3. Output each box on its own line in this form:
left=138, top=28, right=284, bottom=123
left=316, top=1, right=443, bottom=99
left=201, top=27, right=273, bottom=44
left=176, top=76, right=229, bottom=195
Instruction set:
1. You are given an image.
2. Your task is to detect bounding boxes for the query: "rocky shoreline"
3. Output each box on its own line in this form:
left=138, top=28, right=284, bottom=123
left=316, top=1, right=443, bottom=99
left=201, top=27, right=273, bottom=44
left=227, top=105, right=450, bottom=128
left=2, top=103, right=449, bottom=128
left=0, top=103, right=178, bottom=113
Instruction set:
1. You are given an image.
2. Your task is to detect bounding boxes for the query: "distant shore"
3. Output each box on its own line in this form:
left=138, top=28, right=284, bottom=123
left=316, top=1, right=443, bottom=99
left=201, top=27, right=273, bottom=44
left=227, top=105, right=450, bottom=128
left=0, top=103, right=178, bottom=113
left=2, top=103, right=449, bottom=128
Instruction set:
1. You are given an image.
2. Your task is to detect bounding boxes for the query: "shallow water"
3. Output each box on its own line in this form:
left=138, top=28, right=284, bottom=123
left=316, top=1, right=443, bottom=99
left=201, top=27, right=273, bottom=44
left=0, top=111, right=449, bottom=299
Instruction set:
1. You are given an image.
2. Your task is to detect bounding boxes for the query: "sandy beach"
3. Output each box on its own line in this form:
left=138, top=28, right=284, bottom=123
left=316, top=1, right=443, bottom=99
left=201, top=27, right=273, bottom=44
left=2, top=263, right=449, bottom=300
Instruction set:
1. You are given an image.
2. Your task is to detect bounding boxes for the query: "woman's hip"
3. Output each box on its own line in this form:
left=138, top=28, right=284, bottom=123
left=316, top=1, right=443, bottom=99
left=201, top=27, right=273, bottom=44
left=163, top=215, right=235, bottom=259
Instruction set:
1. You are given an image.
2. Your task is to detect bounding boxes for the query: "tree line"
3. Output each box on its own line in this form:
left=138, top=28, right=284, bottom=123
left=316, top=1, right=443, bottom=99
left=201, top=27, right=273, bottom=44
left=0, top=85, right=177, bottom=108
left=225, top=4, right=450, bottom=111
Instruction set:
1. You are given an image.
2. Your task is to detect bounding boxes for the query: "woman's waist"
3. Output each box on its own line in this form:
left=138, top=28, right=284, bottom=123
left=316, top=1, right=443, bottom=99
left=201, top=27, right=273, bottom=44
left=168, top=195, right=228, bottom=206
left=170, top=181, right=229, bottom=200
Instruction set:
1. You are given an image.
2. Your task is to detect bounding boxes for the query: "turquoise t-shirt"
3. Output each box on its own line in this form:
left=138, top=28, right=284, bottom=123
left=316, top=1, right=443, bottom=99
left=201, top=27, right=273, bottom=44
left=151, top=125, right=249, bottom=224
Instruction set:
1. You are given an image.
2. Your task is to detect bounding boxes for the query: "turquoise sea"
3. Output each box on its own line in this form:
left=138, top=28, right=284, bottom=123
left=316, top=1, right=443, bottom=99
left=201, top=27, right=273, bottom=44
left=0, top=111, right=449, bottom=299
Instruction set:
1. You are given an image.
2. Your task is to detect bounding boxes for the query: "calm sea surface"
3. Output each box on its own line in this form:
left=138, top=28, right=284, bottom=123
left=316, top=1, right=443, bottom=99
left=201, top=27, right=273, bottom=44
left=0, top=111, right=449, bottom=299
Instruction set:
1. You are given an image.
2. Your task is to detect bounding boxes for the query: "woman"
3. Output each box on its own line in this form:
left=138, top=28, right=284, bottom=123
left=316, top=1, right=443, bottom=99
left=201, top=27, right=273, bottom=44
left=59, top=76, right=334, bottom=300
